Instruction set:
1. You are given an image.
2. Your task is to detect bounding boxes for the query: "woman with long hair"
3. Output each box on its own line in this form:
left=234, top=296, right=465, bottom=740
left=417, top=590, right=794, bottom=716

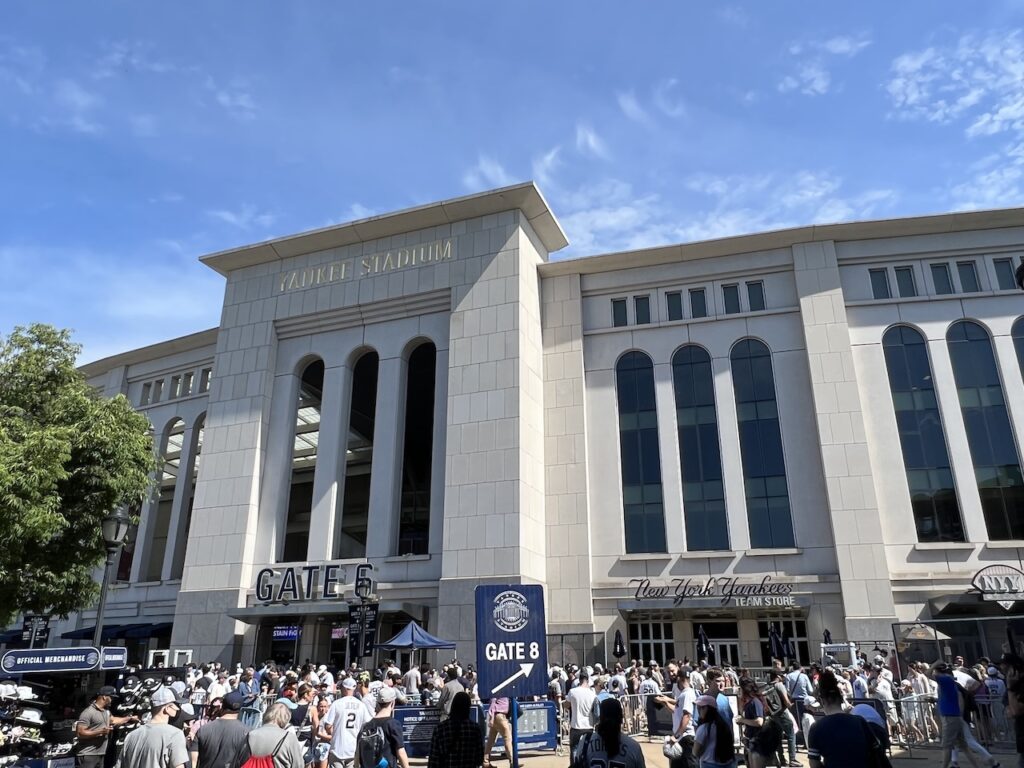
left=735, top=679, right=779, bottom=768
left=694, top=695, right=736, bottom=768
left=574, top=698, right=646, bottom=768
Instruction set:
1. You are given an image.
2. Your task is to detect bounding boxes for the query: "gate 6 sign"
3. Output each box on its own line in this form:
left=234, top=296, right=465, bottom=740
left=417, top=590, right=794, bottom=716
left=972, top=564, right=1024, bottom=609
left=475, top=585, right=548, bottom=698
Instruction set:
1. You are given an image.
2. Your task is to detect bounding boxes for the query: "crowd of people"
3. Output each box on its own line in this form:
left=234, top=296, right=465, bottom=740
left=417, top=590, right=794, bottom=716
left=72, top=650, right=1024, bottom=768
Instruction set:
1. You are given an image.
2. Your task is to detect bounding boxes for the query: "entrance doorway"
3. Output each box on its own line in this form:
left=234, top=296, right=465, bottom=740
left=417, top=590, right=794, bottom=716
left=709, top=642, right=741, bottom=667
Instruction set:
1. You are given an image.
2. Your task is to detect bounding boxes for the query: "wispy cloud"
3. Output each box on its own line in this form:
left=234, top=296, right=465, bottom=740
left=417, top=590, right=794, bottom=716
left=0, top=42, right=46, bottom=95
left=462, top=155, right=515, bottom=190
left=130, top=113, right=159, bottom=137
left=206, top=204, right=276, bottom=230
left=91, top=40, right=179, bottom=80
left=616, top=90, right=649, bottom=123
left=653, top=78, right=685, bottom=117
left=204, top=76, right=257, bottom=120
left=575, top=122, right=610, bottom=159
left=148, top=192, right=183, bottom=204
left=778, top=62, right=831, bottom=96
left=716, top=6, right=749, bottom=27
left=532, top=146, right=561, bottom=188
left=49, top=78, right=103, bottom=133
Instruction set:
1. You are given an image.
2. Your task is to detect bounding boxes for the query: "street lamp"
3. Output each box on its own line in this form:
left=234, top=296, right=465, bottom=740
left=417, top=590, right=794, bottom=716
left=92, top=508, right=131, bottom=649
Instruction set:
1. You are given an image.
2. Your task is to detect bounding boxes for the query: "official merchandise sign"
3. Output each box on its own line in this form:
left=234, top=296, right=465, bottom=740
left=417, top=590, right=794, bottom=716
left=1, top=647, right=100, bottom=674
left=100, top=646, right=129, bottom=670
left=474, top=585, right=548, bottom=698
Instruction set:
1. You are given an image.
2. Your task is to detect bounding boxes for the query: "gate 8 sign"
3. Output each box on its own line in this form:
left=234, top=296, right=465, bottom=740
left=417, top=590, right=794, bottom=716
left=475, top=585, right=548, bottom=699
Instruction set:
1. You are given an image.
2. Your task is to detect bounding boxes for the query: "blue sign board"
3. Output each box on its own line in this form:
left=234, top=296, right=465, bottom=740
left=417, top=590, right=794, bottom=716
left=392, top=702, right=558, bottom=758
left=100, top=646, right=129, bottom=670
left=272, top=625, right=300, bottom=641
left=1, top=647, right=100, bottom=674
left=474, top=585, right=548, bottom=699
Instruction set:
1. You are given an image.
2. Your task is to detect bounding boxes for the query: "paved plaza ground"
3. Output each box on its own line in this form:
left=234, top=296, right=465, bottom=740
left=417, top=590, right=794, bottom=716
left=406, top=738, right=1018, bottom=767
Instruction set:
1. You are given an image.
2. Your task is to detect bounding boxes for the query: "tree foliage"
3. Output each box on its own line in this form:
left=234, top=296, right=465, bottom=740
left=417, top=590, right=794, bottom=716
left=0, top=324, right=156, bottom=626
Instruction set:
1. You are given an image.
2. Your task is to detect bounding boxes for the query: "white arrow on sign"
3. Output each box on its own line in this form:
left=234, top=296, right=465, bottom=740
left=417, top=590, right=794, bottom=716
left=491, top=662, right=534, bottom=695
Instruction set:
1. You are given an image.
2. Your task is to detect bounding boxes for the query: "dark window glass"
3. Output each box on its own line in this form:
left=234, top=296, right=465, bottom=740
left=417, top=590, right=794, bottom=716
left=730, top=340, right=794, bottom=548
left=870, top=269, right=891, bottom=299
left=635, top=296, right=651, bottom=325
left=958, top=262, right=980, bottom=292
left=144, top=420, right=186, bottom=580
left=947, top=320, right=1024, bottom=540
left=612, top=299, right=628, bottom=327
left=932, top=264, right=954, bottom=295
left=995, top=259, right=1017, bottom=291
left=895, top=267, right=917, bottom=298
left=747, top=281, right=766, bottom=311
left=667, top=292, right=683, bottom=321
left=882, top=326, right=964, bottom=542
left=338, top=352, right=378, bottom=558
left=690, top=289, right=708, bottom=319
left=723, top=285, right=740, bottom=314
left=283, top=360, right=323, bottom=562
left=673, top=346, right=728, bottom=550
left=1014, top=317, right=1024, bottom=376
left=616, top=352, right=666, bottom=553
left=398, top=344, right=436, bottom=555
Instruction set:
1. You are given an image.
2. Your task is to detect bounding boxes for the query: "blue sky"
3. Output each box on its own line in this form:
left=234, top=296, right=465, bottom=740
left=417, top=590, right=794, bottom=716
left=3, top=2, right=1024, bottom=363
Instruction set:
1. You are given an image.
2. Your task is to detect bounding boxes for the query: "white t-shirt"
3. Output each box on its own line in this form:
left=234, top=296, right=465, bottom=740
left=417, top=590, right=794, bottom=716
left=673, top=688, right=696, bottom=738
left=567, top=685, right=597, bottom=730
left=638, top=678, right=660, bottom=696
left=323, top=695, right=371, bottom=760
left=403, top=668, right=421, bottom=695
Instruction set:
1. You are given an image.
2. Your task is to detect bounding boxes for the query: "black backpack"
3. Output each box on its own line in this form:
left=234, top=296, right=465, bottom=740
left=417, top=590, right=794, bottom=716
left=358, top=724, right=389, bottom=768
left=759, top=683, right=787, bottom=717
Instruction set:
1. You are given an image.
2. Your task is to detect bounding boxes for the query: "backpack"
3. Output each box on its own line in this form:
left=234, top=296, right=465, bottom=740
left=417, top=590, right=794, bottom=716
left=759, top=683, right=786, bottom=718
left=358, top=724, right=389, bottom=768
left=238, top=732, right=287, bottom=768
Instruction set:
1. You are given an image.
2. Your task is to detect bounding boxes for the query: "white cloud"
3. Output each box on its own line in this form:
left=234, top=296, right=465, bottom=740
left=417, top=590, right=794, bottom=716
left=462, top=155, right=515, bottom=190
left=653, top=78, right=686, bottom=118
left=148, top=192, right=183, bottom=204
left=575, top=123, right=610, bottom=159
left=616, top=91, right=649, bottom=123
left=206, top=204, right=276, bottom=230
left=820, top=35, right=872, bottom=56
left=130, top=114, right=159, bottom=137
left=91, top=41, right=178, bottom=80
left=204, top=76, right=257, bottom=120
left=54, top=79, right=99, bottom=111
left=0, top=43, right=46, bottom=95
left=716, top=6, right=749, bottom=27
left=778, top=62, right=831, bottom=96
left=531, top=146, right=561, bottom=189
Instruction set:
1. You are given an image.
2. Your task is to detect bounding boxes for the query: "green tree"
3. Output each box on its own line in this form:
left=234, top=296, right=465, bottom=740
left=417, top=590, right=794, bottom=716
left=0, top=324, right=156, bottom=626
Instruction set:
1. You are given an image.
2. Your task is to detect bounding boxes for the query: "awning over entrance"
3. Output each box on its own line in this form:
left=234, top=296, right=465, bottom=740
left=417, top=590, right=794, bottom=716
left=61, top=622, right=152, bottom=640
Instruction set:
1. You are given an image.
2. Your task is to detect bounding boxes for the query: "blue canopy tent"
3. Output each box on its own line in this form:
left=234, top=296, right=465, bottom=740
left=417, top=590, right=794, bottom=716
left=375, top=621, right=456, bottom=650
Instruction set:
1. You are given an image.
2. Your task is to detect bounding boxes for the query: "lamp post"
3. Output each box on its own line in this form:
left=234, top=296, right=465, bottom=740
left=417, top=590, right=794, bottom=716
left=92, top=508, right=131, bottom=649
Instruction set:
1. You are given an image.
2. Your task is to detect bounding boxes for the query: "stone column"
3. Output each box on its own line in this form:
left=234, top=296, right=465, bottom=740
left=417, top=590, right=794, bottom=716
left=712, top=356, right=750, bottom=552
left=428, top=348, right=448, bottom=555
left=162, top=423, right=197, bottom=581
left=256, top=372, right=300, bottom=564
left=654, top=362, right=685, bottom=553
left=307, top=363, right=350, bottom=562
left=366, top=355, right=406, bottom=558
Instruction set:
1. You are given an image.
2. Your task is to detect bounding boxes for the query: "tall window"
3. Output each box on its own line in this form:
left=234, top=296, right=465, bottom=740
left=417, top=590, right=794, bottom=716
left=731, top=340, right=794, bottom=548
left=116, top=504, right=141, bottom=582
left=398, top=343, right=436, bottom=555
left=616, top=352, right=666, bottom=553
left=882, top=326, right=964, bottom=541
left=947, top=321, right=1024, bottom=539
left=283, top=359, right=323, bottom=561
left=758, top=617, right=809, bottom=666
left=628, top=620, right=674, bottom=666
left=1013, top=317, right=1024, bottom=374
left=672, top=346, right=728, bottom=550
left=145, top=419, right=184, bottom=580
left=338, top=352, right=378, bottom=559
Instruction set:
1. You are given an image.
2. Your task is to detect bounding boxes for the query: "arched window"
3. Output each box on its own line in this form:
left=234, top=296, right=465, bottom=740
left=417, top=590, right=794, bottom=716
left=1013, top=317, right=1024, bottom=375
left=283, top=359, right=323, bottom=561
left=168, top=416, right=203, bottom=579
left=115, top=503, right=140, bottom=583
left=337, top=352, right=378, bottom=559
left=145, top=418, right=185, bottom=580
left=882, top=326, right=964, bottom=541
left=672, top=346, right=727, bottom=550
left=398, top=342, right=437, bottom=555
left=947, top=321, right=1024, bottom=539
left=616, top=351, right=666, bottom=553
left=730, top=340, right=794, bottom=548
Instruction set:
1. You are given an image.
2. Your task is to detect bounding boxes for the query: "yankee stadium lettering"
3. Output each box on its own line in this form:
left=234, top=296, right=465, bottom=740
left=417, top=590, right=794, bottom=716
left=630, top=575, right=794, bottom=607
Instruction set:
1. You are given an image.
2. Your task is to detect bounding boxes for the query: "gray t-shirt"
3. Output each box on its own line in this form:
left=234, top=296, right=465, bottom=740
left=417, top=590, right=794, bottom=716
left=195, top=717, right=250, bottom=768
left=121, top=722, right=189, bottom=768
left=75, top=703, right=111, bottom=756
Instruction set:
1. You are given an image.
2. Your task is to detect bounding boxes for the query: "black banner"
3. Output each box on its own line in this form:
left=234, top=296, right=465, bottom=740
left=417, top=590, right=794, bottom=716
left=348, top=603, right=380, bottom=658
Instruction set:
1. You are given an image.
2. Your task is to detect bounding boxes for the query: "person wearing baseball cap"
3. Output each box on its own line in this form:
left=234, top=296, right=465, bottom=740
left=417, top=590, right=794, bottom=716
left=323, top=677, right=369, bottom=767
left=192, top=690, right=248, bottom=768
left=353, top=687, right=408, bottom=768
left=74, top=686, right=139, bottom=768
left=120, top=687, right=189, bottom=768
